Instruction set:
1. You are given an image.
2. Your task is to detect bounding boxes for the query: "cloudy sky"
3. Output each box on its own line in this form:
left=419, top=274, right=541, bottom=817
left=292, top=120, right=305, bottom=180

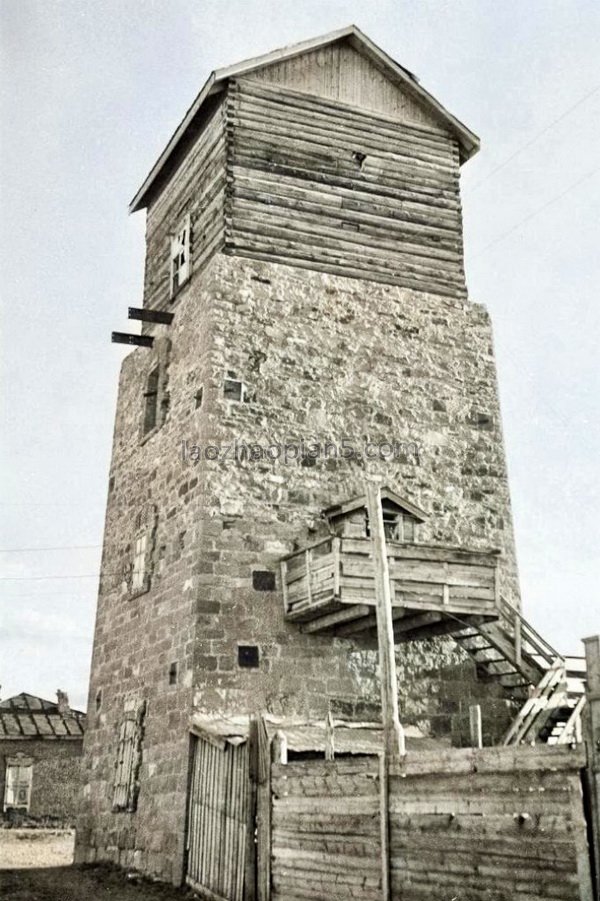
left=1, top=0, right=598, bottom=711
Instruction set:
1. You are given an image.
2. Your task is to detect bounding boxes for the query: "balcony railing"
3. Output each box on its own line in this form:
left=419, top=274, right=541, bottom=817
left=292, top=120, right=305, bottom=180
left=280, top=536, right=500, bottom=638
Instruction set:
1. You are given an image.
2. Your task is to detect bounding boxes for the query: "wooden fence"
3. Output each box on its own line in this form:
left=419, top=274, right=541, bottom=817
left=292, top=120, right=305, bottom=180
left=267, top=745, right=595, bottom=901
left=187, top=736, right=249, bottom=900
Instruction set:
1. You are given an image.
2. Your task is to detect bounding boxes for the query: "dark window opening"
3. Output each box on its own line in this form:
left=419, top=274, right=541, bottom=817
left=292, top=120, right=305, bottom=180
left=382, top=508, right=401, bottom=543
left=95, top=689, right=102, bottom=712
left=365, top=503, right=418, bottom=544
left=143, top=367, right=160, bottom=435
left=194, top=386, right=203, bottom=409
left=252, top=570, right=275, bottom=591
left=168, top=662, right=178, bottom=685
left=238, top=645, right=259, bottom=668
left=224, top=379, right=245, bottom=402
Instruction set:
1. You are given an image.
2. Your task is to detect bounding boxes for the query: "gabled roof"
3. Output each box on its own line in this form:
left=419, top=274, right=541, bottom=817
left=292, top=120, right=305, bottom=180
left=0, top=693, right=86, bottom=741
left=324, top=486, right=428, bottom=523
left=129, top=24, right=479, bottom=213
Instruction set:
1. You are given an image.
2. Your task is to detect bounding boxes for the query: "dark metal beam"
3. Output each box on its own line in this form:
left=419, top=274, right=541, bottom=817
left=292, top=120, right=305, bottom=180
left=111, top=332, right=154, bottom=348
left=128, top=307, right=174, bottom=325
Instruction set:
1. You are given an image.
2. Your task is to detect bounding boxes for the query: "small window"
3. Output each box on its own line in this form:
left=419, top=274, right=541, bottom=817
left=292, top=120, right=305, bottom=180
left=224, top=379, right=246, bottom=402
left=143, top=367, right=160, bottom=435
left=113, top=704, right=146, bottom=812
left=365, top=503, right=418, bottom=544
left=132, top=534, right=147, bottom=592
left=238, top=645, right=259, bottom=668
left=252, top=571, right=276, bottom=591
left=95, top=689, right=103, bottom=712
left=4, top=761, right=33, bottom=812
left=382, top=507, right=400, bottom=542
left=194, top=386, right=203, bottom=409
left=170, top=214, right=191, bottom=297
left=168, top=662, right=178, bottom=685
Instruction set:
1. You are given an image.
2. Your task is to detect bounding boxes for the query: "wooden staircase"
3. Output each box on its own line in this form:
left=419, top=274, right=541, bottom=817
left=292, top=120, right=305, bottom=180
left=449, top=597, right=587, bottom=745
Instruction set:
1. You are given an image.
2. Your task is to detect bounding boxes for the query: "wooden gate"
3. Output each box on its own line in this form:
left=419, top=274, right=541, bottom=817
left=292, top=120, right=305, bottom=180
left=186, top=736, right=249, bottom=901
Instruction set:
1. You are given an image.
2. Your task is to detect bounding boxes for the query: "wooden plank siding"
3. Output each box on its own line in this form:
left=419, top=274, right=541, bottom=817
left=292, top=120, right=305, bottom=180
left=268, top=746, right=594, bottom=901
left=223, top=79, right=466, bottom=298
left=242, top=41, right=441, bottom=130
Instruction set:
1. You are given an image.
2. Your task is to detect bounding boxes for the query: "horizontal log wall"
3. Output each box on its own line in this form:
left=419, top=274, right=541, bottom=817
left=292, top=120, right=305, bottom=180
left=143, top=99, right=227, bottom=311
left=270, top=757, right=382, bottom=900
left=269, top=746, right=593, bottom=901
left=389, top=745, right=593, bottom=900
left=224, top=78, right=466, bottom=297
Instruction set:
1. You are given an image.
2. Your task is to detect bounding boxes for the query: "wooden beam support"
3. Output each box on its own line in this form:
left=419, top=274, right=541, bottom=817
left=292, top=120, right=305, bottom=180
left=583, top=634, right=600, bottom=895
left=245, top=716, right=258, bottom=901
left=365, top=479, right=404, bottom=901
left=301, top=604, right=371, bottom=633
left=335, top=611, right=377, bottom=636
left=111, top=331, right=154, bottom=348
left=469, top=704, right=483, bottom=749
left=128, top=306, right=174, bottom=325
left=365, top=480, right=405, bottom=764
left=255, top=714, right=271, bottom=901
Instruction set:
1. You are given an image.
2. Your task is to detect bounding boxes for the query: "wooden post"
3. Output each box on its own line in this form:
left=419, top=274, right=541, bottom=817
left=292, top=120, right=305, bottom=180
left=583, top=635, right=600, bottom=895
left=514, top=614, right=522, bottom=668
left=365, top=479, right=405, bottom=901
left=325, top=709, right=335, bottom=761
left=245, top=716, right=259, bottom=901
left=365, top=479, right=405, bottom=761
left=469, top=704, right=483, bottom=749
left=256, top=714, right=271, bottom=901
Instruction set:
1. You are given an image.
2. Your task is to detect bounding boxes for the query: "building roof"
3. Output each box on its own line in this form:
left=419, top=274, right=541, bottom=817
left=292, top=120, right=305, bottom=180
left=0, top=693, right=86, bottom=741
left=324, top=486, right=428, bottom=523
left=189, top=712, right=433, bottom=753
left=129, top=24, right=479, bottom=213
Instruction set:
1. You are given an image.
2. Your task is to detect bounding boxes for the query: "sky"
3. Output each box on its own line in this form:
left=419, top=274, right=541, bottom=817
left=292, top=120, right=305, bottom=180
left=1, top=0, right=598, bottom=712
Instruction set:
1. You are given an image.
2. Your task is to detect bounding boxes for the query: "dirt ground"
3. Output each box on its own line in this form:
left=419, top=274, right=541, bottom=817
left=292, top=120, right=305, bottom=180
left=0, top=830, right=195, bottom=901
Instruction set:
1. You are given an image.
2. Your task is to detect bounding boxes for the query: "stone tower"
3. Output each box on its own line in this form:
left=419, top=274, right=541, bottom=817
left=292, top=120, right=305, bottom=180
left=77, top=26, right=520, bottom=884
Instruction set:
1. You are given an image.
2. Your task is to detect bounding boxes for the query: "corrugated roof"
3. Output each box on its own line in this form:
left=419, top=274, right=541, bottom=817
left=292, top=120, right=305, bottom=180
left=129, top=24, right=479, bottom=213
left=0, top=693, right=86, bottom=740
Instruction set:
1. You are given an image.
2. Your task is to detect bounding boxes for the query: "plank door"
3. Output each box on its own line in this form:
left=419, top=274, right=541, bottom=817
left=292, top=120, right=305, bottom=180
left=186, top=736, right=249, bottom=901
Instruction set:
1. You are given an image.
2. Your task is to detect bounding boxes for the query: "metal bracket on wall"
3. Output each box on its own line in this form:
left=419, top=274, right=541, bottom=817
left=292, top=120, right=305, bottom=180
left=111, top=331, right=154, bottom=348
left=128, top=307, right=174, bottom=325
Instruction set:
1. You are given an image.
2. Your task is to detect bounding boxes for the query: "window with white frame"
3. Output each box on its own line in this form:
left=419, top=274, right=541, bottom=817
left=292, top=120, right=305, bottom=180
left=131, top=534, right=147, bottom=592
left=170, top=214, right=191, bottom=297
left=4, top=759, right=33, bottom=812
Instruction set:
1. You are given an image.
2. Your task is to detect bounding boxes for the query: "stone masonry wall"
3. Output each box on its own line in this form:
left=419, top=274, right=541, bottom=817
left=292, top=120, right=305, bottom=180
left=183, top=251, right=520, bottom=725
left=78, top=249, right=520, bottom=882
left=0, top=739, right=83, bottom=824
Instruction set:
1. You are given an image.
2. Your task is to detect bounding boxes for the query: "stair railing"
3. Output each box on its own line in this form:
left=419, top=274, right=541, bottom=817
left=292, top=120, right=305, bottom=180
left=502, top=658, right=566, bottom=745
left=497, top=597, right=561, bottom=670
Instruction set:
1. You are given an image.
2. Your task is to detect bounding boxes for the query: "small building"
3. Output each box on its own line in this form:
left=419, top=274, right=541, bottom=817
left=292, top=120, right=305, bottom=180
left=0, top=691, right=86, bottom=824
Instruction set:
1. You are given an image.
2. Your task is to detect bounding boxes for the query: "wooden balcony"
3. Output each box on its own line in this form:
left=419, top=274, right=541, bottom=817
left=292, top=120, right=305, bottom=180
left=280, top=537, right=500, bottom=640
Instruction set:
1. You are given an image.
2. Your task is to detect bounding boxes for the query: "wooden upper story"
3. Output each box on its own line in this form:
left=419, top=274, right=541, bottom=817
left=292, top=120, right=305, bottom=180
left=132, top=27, right=479, bottom=310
